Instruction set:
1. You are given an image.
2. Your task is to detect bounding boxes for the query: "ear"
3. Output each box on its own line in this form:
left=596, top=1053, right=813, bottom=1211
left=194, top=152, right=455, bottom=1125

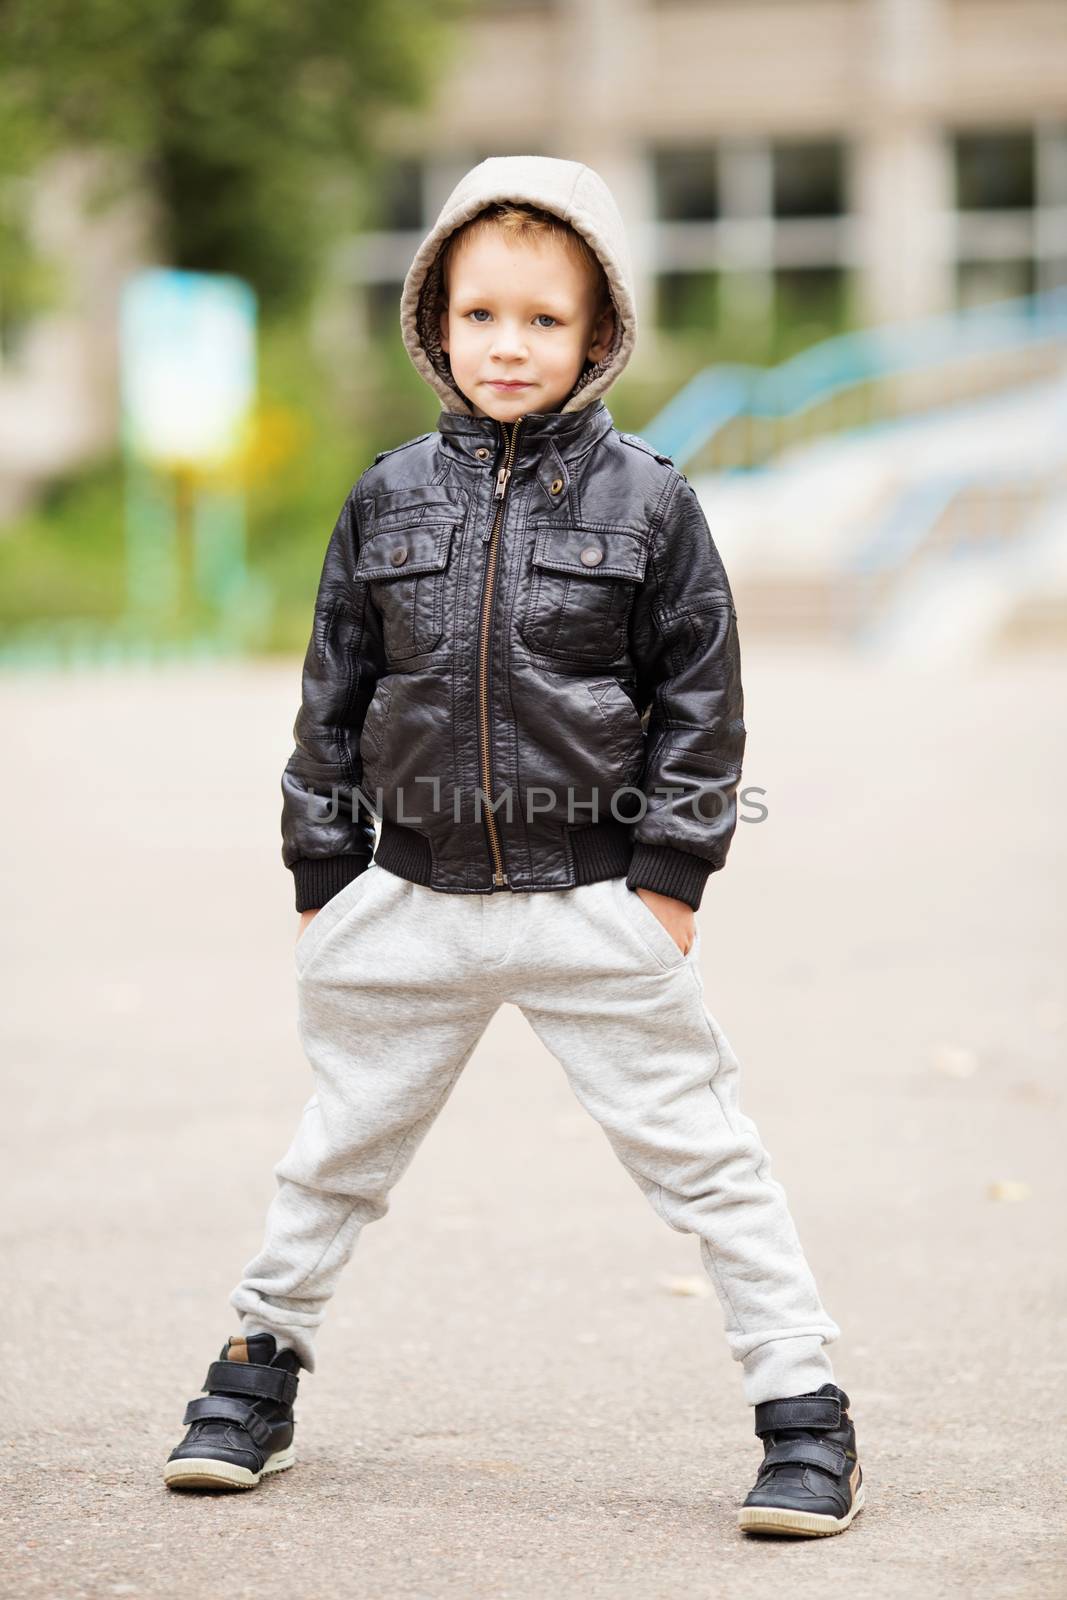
left=438, top=302, right=450, bottom=353
left=586, top=303, right=614, bottom=363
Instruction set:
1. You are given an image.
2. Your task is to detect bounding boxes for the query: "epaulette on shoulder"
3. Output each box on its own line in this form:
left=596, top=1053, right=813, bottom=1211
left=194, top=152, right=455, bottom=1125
left=372, top=432, right=434, bottom=467
left=353, top=432, right=435, bottom=495
left=617, top=431, right=688, bottom=481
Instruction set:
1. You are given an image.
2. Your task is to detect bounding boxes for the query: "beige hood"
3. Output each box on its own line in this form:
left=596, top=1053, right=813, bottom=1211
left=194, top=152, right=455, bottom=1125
left=399, top=155, right=637, bottom=417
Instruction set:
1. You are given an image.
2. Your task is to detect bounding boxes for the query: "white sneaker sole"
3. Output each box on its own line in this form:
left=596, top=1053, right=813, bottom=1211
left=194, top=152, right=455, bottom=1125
left=164, top=1444, right=296, bottom=1491
left=737, top=1482, right=865, bottom=1537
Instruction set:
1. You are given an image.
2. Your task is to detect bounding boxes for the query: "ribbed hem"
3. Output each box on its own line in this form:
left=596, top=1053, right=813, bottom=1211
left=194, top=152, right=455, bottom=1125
left=568, top=820, right=634, bottom=885
left=374, top=818, right=635, bottom=891
left=349, top=827, right=714, bottom=904
left=375, top=820, right=434, bottom=884
left=626, top=843, right=715, bottom=911
left=291, top=854, right=372, bottom=913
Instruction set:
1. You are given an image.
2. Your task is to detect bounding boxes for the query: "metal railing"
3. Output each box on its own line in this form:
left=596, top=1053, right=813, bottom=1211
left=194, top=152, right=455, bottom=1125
left=643, top=287, right=1067, bottom=474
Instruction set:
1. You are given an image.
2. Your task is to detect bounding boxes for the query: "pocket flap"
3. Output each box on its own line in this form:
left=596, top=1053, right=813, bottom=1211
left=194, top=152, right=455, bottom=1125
left=372, top=485, right=465, bottom=524
left=355, top=522, right=455, bottom=582
left=531, top=526, right=649, bottom=583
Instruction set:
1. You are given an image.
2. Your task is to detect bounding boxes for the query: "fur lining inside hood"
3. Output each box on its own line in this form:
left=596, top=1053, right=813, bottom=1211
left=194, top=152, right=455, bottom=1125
left=399, top=155, right=637, bottom=417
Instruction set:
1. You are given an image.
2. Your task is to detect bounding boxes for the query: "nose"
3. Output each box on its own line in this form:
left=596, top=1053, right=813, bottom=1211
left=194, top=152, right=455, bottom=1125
left=489, top=321, right=528, bottom=362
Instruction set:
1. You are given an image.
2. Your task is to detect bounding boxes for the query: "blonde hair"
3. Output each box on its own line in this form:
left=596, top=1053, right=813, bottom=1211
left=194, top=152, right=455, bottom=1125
left=439, top=203, right=612, bottom=316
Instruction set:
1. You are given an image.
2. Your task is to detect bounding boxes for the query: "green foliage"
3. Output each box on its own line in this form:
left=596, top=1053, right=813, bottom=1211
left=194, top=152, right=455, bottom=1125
left=649, top=266, right=857, bottom=399
left=0, top=457, right=127, bottom=623
left=245, top=316, right=375, bottom=650
left=0, top=315, right=376, bottom=648
left=0, top=0, right=466, bottom=320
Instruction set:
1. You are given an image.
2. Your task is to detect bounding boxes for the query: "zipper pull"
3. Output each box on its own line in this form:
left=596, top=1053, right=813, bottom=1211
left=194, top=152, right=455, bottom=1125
left=495, top=466, right=511, bottom=500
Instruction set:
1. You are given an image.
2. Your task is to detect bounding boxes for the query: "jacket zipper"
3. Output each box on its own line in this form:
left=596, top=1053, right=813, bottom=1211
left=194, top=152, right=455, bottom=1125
left=477, top=416, right=523, bottom=887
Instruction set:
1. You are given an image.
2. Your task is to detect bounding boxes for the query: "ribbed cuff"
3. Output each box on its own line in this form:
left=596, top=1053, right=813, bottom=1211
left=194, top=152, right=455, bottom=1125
left=291, top=854, right=372, bottom=913
left=625, top=843, right=716, bottom=911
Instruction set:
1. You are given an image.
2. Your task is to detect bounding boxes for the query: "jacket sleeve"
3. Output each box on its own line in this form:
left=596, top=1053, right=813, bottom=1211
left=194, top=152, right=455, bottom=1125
left=280, top=485, right=385, bottom=912
left=625, top=475, right=747, bottom=911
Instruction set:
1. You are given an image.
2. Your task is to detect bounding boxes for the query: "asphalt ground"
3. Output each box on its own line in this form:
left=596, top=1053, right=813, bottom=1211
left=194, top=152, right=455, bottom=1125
left=2, top=645, right=1064, bottom=1598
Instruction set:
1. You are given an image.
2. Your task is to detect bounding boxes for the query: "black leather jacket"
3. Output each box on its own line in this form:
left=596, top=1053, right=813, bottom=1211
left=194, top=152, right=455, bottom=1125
left=282, top=399, right=746, bottom=912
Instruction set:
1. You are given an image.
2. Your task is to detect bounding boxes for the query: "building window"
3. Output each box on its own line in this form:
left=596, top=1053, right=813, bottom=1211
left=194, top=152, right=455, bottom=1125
left=773, top=267, right=848, bottom=355
left=365, top=280, right=407, bottom=341
left=371, top=159, right=425, bottom=232
left=657, top=270, right=720, bottom=333
left=953, top=131, right=1035, bottom=211
left=653, top=148, right=719, bottom=222
left=956, top=258, right=1036, bottom=307
left=772, top=141, right=844, bottom=219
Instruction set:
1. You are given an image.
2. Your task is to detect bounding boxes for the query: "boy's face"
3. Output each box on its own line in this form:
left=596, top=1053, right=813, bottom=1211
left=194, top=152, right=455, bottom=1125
left=439, top=226, right=615, bottom=423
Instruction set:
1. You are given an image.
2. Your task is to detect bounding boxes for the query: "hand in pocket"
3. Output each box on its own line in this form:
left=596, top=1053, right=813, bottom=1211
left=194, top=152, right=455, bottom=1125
left=635, top=887, right=696, bottom=956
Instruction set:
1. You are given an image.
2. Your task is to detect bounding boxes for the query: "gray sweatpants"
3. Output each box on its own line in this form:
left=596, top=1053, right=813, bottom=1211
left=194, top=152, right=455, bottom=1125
left=230, top=863, right=841, bottom=1406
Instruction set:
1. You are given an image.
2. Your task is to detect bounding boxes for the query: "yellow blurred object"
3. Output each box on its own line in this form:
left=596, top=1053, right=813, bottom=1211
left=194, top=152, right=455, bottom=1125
left=659, top=1274, right=711, bottom=1298
left=987, top=1180, right=1032, bottom=1203
left=189, top=403, right=310, bottom=491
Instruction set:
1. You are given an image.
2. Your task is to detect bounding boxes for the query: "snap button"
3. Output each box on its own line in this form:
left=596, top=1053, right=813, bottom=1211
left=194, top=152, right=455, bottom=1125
left=475, top=447, right=490, bottom=460
left=550, top=477, right=564, bottom=495
left=579, top=545, right=603, bottom=567
left=389, top=545, right=409, bottom=567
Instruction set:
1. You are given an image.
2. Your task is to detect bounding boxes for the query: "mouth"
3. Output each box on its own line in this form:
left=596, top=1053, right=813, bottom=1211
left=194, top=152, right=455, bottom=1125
left=484, top=381, right=533, bottom=391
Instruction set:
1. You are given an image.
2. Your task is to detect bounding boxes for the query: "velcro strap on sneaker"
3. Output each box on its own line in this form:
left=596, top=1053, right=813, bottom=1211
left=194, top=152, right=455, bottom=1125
left=754, top=1394, right=841, bottom=1436
left=182, top=1395, right=273, bottom=1450
left=203, top=1360, right=299, bottom=1406
left=760, top=1438, right=847, bottom=1477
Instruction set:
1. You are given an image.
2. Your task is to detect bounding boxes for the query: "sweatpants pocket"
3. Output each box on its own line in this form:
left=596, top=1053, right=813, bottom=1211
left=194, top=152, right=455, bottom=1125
left=611, top=875, right=699, bottom=971
left=294, top=865, right=377, bottom=978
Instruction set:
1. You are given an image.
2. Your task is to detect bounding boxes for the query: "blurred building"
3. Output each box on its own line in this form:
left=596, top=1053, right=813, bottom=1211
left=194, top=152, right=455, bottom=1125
left=3, top=0, right=1067, bottom=518
left=346, top=0, right=1067, bottom=660
left=0, top=149, right=155, bottom=520
left=351, top=0, right=1067, bottom=358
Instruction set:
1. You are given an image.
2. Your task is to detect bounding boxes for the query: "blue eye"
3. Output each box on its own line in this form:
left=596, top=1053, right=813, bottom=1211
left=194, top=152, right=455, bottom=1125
left=467, top=309, right=491, bottom=323
left=534, top=314, right=557, bottom=328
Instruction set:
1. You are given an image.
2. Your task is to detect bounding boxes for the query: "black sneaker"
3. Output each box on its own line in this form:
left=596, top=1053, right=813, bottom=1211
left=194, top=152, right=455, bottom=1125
left=737, top=1382, right=864, bottom=1537
left=163, top=1331, right=303, bottom=1491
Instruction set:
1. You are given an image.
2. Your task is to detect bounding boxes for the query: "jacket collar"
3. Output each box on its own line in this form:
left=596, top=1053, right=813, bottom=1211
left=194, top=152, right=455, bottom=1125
left=437, top=399, right=614, bottom=473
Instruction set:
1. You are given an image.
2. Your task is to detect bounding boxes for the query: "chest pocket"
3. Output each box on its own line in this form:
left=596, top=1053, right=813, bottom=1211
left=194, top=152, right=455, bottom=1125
left=521, top=525, right=650, bottom=665
left=355, top=488, right=464, bottom=662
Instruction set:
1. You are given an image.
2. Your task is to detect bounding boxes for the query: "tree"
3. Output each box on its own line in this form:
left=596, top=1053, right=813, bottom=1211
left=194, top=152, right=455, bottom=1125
left=0, top=0, right=462, bottom=322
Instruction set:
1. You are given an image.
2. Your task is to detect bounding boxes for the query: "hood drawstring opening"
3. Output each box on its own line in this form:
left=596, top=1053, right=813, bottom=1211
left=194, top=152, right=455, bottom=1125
left=400, top=156, right=638, bottom=419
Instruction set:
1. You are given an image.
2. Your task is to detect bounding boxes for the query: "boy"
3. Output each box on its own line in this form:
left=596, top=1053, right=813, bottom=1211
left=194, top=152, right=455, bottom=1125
left=164, top=156, right=864, bottom=1538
